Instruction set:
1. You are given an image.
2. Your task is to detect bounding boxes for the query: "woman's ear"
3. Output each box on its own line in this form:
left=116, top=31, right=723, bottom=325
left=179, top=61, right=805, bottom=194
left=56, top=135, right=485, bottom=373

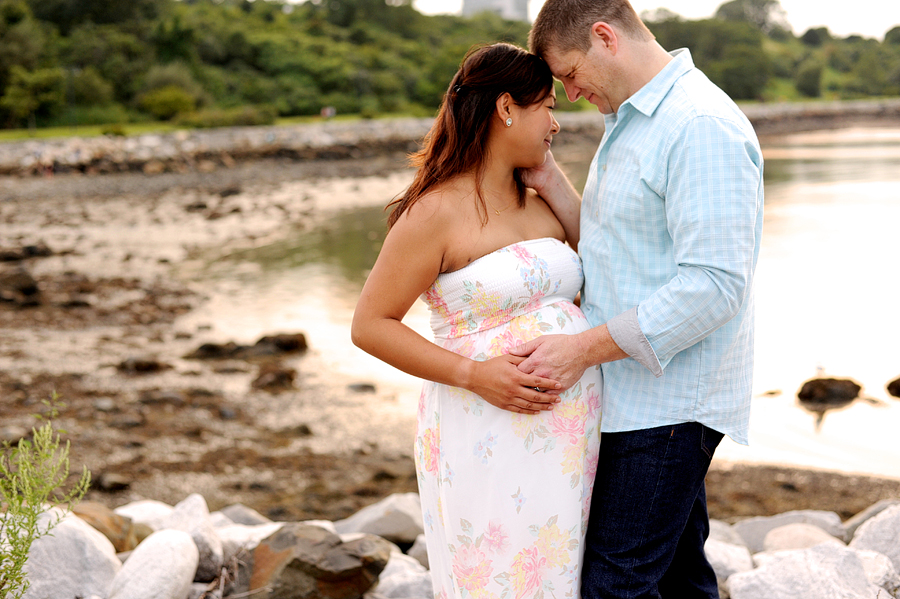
left=495, top=92, right=513, bottom=122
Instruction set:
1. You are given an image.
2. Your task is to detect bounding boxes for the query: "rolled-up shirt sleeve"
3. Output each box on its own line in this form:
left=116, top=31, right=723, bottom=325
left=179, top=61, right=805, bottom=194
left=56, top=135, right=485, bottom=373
left=607, top=307, right=663, bottom=377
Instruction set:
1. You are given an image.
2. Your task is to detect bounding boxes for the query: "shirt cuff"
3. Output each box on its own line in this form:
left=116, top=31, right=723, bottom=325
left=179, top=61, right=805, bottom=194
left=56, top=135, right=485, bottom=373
left=607, top=307, right=664, bottom=378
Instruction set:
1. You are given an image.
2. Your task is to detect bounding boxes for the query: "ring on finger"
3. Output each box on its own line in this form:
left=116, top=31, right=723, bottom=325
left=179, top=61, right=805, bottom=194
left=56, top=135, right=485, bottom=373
left=533, top=386, right=542, bottom=392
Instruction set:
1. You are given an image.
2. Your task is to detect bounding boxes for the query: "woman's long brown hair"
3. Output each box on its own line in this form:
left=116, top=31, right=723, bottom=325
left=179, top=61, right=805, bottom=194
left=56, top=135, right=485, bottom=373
left=386, top=43, right=554, bottom=229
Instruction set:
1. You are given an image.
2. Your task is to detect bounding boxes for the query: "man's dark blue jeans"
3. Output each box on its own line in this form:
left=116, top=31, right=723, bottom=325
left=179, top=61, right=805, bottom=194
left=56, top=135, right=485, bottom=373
left=581, top=422, right=724, bottom=599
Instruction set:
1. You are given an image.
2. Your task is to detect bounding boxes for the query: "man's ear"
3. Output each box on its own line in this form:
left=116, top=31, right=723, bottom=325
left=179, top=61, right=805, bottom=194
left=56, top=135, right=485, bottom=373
left=591, top=21, right=618, bottom=55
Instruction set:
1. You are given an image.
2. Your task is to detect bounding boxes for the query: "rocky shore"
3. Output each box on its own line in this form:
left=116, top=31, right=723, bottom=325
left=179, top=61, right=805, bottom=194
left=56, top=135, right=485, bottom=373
left=2, top=100, right=900, bottom=598
left=3, top=98, right=900, bottom=177
left=21, top=491, right=900, bottom=599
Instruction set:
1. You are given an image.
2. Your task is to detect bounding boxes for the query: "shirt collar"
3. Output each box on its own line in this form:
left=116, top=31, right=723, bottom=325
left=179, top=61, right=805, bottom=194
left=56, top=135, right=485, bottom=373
left=621, top=48, right=694, bottom=118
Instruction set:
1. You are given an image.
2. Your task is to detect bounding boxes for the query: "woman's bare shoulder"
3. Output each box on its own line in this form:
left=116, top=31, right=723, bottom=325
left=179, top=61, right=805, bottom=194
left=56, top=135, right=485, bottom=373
left=395, top=180, right=472, bottom=230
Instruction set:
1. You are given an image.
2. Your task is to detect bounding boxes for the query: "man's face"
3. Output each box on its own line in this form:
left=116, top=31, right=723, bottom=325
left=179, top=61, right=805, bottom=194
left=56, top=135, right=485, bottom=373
left=543, top=35, right=617, bottom=114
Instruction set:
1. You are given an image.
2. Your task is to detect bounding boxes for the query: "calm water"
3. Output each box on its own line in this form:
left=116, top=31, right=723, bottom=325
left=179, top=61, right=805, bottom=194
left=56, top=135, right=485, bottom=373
left=177, top=127, right=900, bottom=479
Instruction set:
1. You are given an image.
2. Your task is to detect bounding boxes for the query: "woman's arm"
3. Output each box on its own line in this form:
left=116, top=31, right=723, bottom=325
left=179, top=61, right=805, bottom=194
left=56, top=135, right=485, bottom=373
left=521, top=151, right=582, bottom=250
left=350, top=200, right=561, bottom=415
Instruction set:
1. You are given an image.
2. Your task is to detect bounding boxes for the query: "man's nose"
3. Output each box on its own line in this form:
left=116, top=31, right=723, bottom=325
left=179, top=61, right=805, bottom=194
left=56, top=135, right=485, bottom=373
left=563, top=80, right=581, bottom=103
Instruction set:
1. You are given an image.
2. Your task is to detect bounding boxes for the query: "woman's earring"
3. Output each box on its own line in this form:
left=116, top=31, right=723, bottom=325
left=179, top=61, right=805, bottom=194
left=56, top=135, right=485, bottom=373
left=505, top=117, right=512, bottom=127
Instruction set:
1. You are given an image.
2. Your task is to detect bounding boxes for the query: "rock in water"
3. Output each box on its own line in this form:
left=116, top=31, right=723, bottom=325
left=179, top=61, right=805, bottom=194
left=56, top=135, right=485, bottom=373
left=797, top=377, right=862, bottom=428
left=887, top=376, right=900, bottom=398
left=798, top=377, right=861, bottom=405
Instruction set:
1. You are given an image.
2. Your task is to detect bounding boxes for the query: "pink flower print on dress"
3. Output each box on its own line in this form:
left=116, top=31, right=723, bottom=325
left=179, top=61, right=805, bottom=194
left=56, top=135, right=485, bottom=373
left=548, top=392, right=588, bottom=446
left=483, top=520, right=510, bottom=554
left=422, top=281, right=450, bottom=317
left=510, top=546, right=548, bottom=599
left=443, top=335, right=477, bottom=359
left=452, top=544, right=493, bottom=593
left=585, top=380, right=602, bottom=420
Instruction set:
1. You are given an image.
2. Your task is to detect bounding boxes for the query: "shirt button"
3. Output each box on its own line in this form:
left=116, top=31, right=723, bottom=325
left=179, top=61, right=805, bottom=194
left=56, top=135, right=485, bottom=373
left=602, top=164, right=607, bottom=171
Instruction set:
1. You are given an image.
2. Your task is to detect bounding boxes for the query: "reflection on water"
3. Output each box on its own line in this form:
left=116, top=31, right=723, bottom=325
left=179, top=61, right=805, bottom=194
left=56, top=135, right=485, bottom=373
left=762, top=129, right=900, bottom=186
left=221, top=205, right=389, bottom=288
left=181, top=127, right=900, bottom=480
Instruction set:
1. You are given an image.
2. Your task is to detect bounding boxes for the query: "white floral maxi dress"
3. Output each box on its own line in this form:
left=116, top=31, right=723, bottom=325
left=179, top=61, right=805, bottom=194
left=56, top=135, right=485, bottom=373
left=415, top=237, right=603, bottom=599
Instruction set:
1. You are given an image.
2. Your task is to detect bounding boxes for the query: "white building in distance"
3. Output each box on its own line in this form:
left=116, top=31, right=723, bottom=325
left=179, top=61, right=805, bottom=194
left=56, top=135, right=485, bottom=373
left=462, top=0, right=528, bottom=21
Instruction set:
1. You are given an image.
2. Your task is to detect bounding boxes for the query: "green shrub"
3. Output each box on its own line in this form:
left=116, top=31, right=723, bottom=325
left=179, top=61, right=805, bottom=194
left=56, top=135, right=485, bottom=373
left=0, top=397, right=91, bottom=599
left=44, top=103, right=131, bottom=128
left=67, top=67, right=114, bottom=106
left=795, top=60, right=823, bottom=97
left=138, top=85, right=197, bottom=120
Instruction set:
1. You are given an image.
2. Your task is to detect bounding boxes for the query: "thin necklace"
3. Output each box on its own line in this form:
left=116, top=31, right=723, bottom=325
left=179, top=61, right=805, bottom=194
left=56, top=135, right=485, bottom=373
left=485, top=194, right=515, bottom=215
left=487, top=200, right=512, bottom=215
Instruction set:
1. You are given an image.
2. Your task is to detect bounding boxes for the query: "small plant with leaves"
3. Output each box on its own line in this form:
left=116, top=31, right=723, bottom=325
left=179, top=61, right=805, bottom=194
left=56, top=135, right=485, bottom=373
left=0, top=395, right=91, bottom=599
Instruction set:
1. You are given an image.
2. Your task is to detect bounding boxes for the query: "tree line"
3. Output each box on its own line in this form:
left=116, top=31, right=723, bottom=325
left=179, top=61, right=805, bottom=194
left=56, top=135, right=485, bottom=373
left=1, top=0, right=899, bottom=130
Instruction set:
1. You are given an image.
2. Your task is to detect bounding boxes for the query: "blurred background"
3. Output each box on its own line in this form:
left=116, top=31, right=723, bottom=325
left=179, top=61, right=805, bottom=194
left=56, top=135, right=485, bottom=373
left=1, top=0, right=900, bottom=133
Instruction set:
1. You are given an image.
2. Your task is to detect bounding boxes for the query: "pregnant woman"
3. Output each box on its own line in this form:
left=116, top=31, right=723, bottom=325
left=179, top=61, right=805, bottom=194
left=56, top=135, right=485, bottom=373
left=351, top=42, right=602, bottom=599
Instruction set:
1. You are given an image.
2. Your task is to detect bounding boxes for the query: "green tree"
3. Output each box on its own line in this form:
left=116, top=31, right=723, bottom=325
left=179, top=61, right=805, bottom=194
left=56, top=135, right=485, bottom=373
left=885, top=25, right=900, bottom=45
left=67, top=66, right=114, bottom=105
left=0, top=0, right=52, bottom=91
left=794, top=60, right=823, bottom=97
left=0, top=65, right=64, bottom=127
left=648, top=17, right=771, bottom=99
left=844, top=46, right=889, bottom=96
left=62, top=23, right=153, bottom=101
left=24, top=0, right=165, bottom=33
left=714, top=0, right=789, bottom=33
left=800, top=27, right=831, bottom=47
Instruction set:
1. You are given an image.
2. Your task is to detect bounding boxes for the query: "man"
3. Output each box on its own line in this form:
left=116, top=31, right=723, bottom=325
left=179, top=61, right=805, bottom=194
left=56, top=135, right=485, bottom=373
left=514, top=1, right=765, bottom=597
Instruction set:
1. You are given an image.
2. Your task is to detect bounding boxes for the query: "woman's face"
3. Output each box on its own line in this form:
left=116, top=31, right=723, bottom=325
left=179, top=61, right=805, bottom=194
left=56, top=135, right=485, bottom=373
left=509, top=88, right=560, bottom=168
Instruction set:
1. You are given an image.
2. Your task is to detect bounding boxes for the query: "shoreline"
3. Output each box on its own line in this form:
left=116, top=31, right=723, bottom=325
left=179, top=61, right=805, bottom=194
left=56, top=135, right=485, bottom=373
left=2, top=98, right=900, bottom=177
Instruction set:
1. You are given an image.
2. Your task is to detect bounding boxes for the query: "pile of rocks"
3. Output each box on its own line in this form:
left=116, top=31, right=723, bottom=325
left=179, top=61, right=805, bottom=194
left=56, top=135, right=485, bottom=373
left=22, top=492, right=430, bottom=599
left=710, top=500, right=900, bottom=598
left=19, top=492, right=900, bottom=599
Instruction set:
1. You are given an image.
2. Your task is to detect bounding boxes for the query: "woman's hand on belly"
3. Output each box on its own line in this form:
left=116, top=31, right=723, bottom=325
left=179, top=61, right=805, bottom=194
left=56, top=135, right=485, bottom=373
left=463, top=354, right=562, bottom=415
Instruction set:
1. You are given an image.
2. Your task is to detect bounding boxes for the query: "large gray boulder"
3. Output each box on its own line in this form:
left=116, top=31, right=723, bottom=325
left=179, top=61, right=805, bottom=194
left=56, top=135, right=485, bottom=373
left=850, top=504, right=900, bottom=572
left=704, top=538, right=753, bottom=598
left=845, top=500, right=900, bottom=540
left=710, top=519, right=748, bottom=548
left=407, top=534, right=429, bottom=569
left=23, top=509, right=121, bottom=599
left=732, top=509, right=846, bottom=552
left=727, top=543, right=885, bottom=599
left=159, top=493, right=223, bottom=582
left=107, top=529, right=199, bottom=599
left=114, top=499, right=174, bottom=531
left=334, top=493, right=423, bottom=545
left=372, top=551, right=432, bottom=599
left=228, top=522, right=394, bottom=599
left=856, top=549, right=900, bottom=596
left=762, top=522, right=844, bottom=552
left=215, top=521, right=284, bottom=562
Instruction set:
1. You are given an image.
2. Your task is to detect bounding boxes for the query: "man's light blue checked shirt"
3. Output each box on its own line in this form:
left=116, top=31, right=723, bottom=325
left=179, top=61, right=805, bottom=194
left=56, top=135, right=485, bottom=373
left=580, top=49, right=764, bottom=445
